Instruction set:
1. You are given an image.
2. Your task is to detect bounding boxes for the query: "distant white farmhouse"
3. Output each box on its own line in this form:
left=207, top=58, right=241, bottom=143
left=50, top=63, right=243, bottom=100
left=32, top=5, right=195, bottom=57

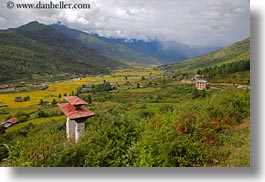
left=195, top=80, right=208, bottom=90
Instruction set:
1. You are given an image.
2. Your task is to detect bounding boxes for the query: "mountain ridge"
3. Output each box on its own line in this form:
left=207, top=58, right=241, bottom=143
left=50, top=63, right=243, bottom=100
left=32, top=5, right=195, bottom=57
left=0, top=21, right=122, bottom=83
left=50, top=23, right=160, bottom=65
left=50, top=23, right=216, bottom=64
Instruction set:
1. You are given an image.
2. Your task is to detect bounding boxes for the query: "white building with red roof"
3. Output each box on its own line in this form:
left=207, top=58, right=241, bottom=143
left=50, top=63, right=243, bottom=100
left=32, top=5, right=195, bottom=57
left=58, top=96, right=95, bottom=142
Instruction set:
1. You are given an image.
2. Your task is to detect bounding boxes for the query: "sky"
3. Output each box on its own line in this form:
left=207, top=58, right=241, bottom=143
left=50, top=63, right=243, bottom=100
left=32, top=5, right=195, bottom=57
left=0, top=0, right=250, bottom=47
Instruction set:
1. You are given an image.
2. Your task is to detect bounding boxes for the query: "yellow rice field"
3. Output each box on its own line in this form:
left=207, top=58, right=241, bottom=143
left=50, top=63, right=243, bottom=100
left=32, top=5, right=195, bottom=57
left=0, top=69, right=162, bottom=109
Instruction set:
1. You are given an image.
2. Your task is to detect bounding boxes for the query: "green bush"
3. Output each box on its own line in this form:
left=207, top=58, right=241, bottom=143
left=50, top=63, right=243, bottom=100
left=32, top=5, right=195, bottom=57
left=18, top=115, right=28, bottom=123
left=159, top=105, right=174, bottom=113
left=15, top=111, right=29, bottom=122
left=0, top=144, right=9, bottom=162
left=37, top=110, right=49, bottom=118
left=23, top=96, right=30, bottom=101
left=138, top=110, right=154, bottom=118
left=0, top=125, right=5, bottom=134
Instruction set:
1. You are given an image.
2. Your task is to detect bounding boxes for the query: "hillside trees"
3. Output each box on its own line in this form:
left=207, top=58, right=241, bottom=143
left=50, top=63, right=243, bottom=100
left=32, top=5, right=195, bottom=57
left=197, top=60, right=250, bottom=78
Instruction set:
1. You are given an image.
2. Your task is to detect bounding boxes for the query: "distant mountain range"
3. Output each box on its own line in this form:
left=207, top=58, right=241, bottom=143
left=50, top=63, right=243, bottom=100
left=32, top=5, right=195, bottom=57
left=50, top=23, right=222, bottom=64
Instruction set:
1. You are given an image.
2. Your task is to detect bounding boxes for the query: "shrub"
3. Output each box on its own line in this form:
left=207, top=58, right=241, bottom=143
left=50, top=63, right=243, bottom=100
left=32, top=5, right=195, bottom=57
left=23, top=96, right=30, bottom=101
left=139, top=110, right=154, bottom=118
left=37, top=110, right=49, bottom=118
left=51, top=99, right=57, bottom=105
left=159, top=105, right=175, bottom=113
left=0, top=125, right=5, bottom=134
left=18, top=115, right=28, bottom=123
left=15, top=111, right=29, bottom=119
left=0, top=144, right=9, bottom=162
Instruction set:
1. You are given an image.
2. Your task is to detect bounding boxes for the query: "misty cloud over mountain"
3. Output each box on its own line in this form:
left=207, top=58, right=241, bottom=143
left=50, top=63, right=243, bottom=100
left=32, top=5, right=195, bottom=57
left=0, top=0, right=249, bottom=48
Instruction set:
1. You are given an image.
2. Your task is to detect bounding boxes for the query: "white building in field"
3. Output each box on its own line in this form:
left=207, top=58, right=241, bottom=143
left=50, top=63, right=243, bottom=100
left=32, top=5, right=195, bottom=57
left=195, top=80, right=208, bottom=90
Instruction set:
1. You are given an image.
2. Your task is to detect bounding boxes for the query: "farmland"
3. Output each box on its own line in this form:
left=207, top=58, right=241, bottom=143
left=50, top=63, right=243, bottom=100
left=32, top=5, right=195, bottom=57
left=0, top=67, right=162, bottom=131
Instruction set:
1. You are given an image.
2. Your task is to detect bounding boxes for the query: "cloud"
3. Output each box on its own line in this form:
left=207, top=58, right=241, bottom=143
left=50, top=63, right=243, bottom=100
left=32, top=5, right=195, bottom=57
left=0, top=0, right=249, bottom=47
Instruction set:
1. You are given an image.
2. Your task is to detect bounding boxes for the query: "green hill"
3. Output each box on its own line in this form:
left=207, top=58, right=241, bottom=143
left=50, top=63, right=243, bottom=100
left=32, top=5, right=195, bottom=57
left=0, top=21, right=122, bottom=83
left=165, top=38, right=250, bottom=72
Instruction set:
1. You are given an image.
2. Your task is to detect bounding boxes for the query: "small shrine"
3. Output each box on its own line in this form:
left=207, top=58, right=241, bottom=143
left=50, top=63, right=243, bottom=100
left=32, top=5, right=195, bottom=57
left=58, top=96, right=95, bottom=142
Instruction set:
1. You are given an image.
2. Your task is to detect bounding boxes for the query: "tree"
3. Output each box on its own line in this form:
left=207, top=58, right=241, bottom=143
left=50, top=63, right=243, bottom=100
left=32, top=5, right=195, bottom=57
left=76, top=87, right=82, bottom=95
left=86, top=95, right=92, bottom=104
left=0, top=125, right=5, bottom=134
left=18, top=115, right=28, bottom=123
left=58, top=94, right=62, bottom=98
left=39, top=99, right=44, bottom=105
left=23, top=96, right=30, bottom=101
left=192, top=88, right=199, bottom=99
left=37, top=110, right=48, bottom=118
left=51, top=99, right=57, bottom=105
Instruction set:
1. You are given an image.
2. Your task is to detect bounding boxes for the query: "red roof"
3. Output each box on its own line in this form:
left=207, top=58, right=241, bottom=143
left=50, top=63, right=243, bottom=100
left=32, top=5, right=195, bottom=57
left=5, top=118, right=18, bottom=124
left=64, top=96, right=87, bottom=106
left=58, top=103, right=95, bottom=120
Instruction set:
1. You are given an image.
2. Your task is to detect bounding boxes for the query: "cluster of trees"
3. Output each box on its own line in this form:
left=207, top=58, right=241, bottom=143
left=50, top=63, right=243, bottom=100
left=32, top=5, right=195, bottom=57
left=39, top=99, right=57, bottom=106
left=14, top=111, right=30, bottom=123
left=197, top=60, right=250, bottom=79
left=36, top=109, right=62, bottom=118
left=14, top=96, right=30, bottom=102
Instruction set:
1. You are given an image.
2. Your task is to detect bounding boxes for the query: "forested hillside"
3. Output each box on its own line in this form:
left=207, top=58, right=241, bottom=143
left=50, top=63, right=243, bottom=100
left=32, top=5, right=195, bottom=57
left=0, top=21, right=122, bottom=83
left=50, top=23, right=160, bottom=65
